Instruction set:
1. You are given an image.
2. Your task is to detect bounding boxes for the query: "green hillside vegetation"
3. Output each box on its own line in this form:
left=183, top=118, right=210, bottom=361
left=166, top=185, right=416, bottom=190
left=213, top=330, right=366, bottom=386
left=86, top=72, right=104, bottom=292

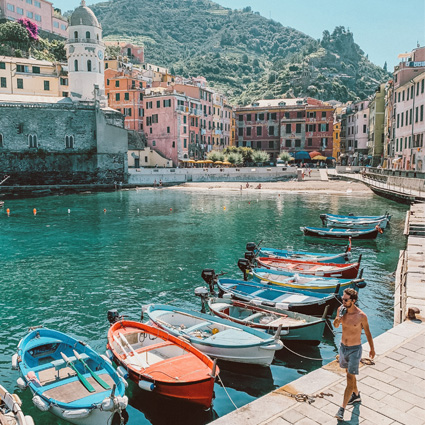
left=91, top=0, right=389, bottom=104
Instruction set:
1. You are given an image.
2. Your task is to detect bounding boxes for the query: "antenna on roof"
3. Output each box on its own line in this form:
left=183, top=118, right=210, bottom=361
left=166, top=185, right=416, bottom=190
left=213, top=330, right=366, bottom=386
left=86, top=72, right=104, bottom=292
left=81, top=0, right=86, bottom=6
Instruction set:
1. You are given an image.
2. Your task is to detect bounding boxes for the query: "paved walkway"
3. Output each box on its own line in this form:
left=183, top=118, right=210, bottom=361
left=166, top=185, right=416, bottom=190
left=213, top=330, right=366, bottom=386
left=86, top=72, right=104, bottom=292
left=211, top=318, right=425, bottom=425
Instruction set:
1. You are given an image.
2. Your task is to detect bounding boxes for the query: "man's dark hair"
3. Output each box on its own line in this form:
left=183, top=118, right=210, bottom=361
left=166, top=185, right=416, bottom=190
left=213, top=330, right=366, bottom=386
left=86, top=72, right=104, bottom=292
left=343, top=287, right=358, bottom=302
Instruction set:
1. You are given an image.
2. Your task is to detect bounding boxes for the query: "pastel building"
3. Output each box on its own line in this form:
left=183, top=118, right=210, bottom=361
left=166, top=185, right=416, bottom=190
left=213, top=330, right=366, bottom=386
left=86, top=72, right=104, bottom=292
left=0, top=56, right=68, bottom=97
left=104, top=41, right=144, bottom=64
left=0, top=0, right=67, bottom=37
left=368, top=84, right=385, bottom=166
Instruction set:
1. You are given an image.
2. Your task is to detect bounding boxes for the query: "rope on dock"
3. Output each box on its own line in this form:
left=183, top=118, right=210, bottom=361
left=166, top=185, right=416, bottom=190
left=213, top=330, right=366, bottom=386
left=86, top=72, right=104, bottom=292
left=282, top=342, right=336, bottom=361
left=286, top=391, right=333, bottom=404
left=216, top=373, right=238, bottom=409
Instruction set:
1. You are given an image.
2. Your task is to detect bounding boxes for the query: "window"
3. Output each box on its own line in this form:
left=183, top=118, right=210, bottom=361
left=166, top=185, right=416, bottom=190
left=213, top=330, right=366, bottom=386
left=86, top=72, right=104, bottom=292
left=256, top=141, right=262, bottom=149
left=296, top=123, right=301, bottom=133
left=295, top=139, right=301, bottom=147
left=402, top=90, right=405, bottom=101
left=65, top=135, right=74, bottom=149
left=269, top=140, right=274, bottom=148
left=285, top=140, right=291, bottom=147
left=363, top=124, right=367, bottom=133
left=307, top=138, right=312, bottom=146
left=54, top=21, right=59, bottom=28
left=61, top=24, right=67, bottom=30
left=28, top=134, right=38, bottom=148
left=270, top=112, right=276, bottom=120
left=269, top=126, right=274, bottom=135
left=258, top=113, right=264, bottom=121
left=17, top=79, right=23, bottom=89
left=60, top=77, right=68, bottom=86
left=156, top=100, right=160, bottom=108
left=320, top=123, right=329, bottom=132
left=124, top=93, right=129, bottom=101
left=35, top=14, right=41, bottom=22
left=256, top=127, right=262, bottom=136
left=184, top=139, right=187, bottom=148
left=238, top=128, right=243, bottom=136
left=32, top=66, right=40, bottom=74
left=87, top=60, right=92, bottom=72
left=152, top=141, right=156, bottom=146
left=26, top=0, right=32, bottom=4
left=401, top=112, right=404, bottom=127
left=167, top=127, right=170, bottom=134
left=1, top=77, right=6, bottom=88
left=163, top=99, right=171, bottom=107
left=7, top=4, right=14, bottom=12
left=183, top=127, right=187, bottom=134
left=307, top=124, right=315, bottom=132
left=246, top=114, right=252, bottom=121
left=421, top=105, right=424, bottom=122
left=284, top=112, right=290, bottom=119
left=17, top=65, right=27, bottom=73
left=115, top=80, right=119, bottom=87
left=322, top=111, right=327, bottom=118
left=183, top=116, right=187, bottom=124
left=152, top=114, right=158, bottom=124
left=422, top=79, right=424, bottom=94
left=74, top=60, right=78, bottom=71
left=286, top=124, right=291, bottom=133
left=246, top=127, right=251, bottom=136
left=398, top=92, right=401, bottom=102
left=0, top=62, right=5, bottom=69
left=26, top=11, right=33, bottom=18
left=115, top=93, right=120, bottom=101
left=238, top=115, right=244, bottom=122
left=17, top=7, right=23, bottom=14
left=172, top=141, right=175, bottom=148
left=297, top=111, right=303, bottom=118
left=321, top=138, right=328, bottom=148
left=86, top=31, right=91, bottom=39
left=44, top=81, right=50, bottom=91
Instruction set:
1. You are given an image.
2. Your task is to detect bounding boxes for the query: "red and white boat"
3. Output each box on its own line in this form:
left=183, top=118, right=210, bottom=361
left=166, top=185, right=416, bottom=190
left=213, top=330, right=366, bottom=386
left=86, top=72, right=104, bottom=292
left=256, top=255, right=362, bottom=279
left=106, top=313, right=218, bottom=409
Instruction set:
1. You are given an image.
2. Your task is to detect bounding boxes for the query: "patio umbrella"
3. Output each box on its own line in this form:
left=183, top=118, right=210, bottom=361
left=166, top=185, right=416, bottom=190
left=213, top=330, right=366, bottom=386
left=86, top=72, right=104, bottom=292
left=327, top=157, right=336, bottom=160
left=222, top=161, right=232, bottom=166
left=196, top=160, right=204, bottom=163
left=204, top=159, right=213, bottom=163
left=187, top=159, right=196, bottom=163
left=294, top=151, right=311, bottom=160
left=312, top=155, right=327, bottom=161
left=214, top=161, right=223, bottom=164
left=309, top=151, right=321, bottom=158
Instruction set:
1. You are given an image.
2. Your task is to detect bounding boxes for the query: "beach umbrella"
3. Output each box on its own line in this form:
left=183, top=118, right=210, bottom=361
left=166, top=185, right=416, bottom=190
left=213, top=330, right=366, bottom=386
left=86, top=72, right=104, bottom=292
left=187, top=159, right=196, bottom=163
left=309, top=151, right=321, bottom=158
left=214, top=161, right=223, bottom=164
left=294, top=151, right=311, bottom=160
left=196, top=160, right=204, bottom=163
left=204, top=159, right=213, bottom=163
left=312, top=155, right=327, bottom=161
left=222, top=161, right=232, bottom=166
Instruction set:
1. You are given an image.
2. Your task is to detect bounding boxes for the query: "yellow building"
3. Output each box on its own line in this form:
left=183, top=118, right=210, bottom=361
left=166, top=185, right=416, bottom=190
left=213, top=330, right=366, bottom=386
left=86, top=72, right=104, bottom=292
left=0, top=56, right=68, bottom=97
left=333, top=120, right=341, bottom=161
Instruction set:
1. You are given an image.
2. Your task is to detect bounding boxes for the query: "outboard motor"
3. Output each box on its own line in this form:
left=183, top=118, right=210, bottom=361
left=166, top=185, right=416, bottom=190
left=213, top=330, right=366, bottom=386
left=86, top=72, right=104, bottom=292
left=201, top=269, right=216, bottom=294
left=244, top=251, right=256, bottom=265
left=194, top=286, right=210, bottom=313
left=319, top=214, right=326, bottom=225
left=246, top=242, right=257, bottom=253
left=237, top=258, right=251, bottom=281
left=107, top=309, right=120, bottom=325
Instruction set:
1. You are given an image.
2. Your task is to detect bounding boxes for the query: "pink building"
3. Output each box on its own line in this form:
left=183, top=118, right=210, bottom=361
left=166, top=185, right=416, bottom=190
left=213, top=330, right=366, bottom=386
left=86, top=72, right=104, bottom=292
left=0, top=0, right=68, bottom=37
left=104, top=41, right=144, bottom=64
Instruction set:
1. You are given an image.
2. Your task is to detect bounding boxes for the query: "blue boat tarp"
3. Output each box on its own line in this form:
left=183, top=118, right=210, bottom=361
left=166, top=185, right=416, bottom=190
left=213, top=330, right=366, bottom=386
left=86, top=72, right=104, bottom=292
left=294, top=151, right=311, bottom=160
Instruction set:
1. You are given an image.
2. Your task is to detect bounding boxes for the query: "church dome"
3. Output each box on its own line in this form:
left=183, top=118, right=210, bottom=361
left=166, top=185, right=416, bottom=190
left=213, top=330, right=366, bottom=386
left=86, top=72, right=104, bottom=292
left=69, top=1, right=100, bottom=28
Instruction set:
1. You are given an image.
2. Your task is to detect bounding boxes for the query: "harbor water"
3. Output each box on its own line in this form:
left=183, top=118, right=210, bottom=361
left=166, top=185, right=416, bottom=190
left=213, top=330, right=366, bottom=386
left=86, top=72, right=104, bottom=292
left=0, top=188, right=408, bottom=424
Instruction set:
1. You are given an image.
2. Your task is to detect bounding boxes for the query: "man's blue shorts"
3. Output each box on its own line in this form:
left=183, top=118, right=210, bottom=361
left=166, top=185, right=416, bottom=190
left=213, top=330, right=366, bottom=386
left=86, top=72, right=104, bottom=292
left=339, top=343, right=362, bottom=375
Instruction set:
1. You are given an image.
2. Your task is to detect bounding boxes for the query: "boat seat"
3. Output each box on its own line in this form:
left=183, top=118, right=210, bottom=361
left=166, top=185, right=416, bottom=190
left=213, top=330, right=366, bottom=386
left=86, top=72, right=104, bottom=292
left=241, top=312, right=264, bottom=322
left=50, top=353, right=89, bottom=370
left=184, top=321, right=212, bottom=333
left=136, top=341, right=174, bottom=354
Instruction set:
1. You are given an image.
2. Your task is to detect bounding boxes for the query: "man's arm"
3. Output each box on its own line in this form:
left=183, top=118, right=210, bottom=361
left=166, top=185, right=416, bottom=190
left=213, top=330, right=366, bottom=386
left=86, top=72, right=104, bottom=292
left=362, top=314, right=375, bottom=359
left=333, top=306, right=342, bottom=328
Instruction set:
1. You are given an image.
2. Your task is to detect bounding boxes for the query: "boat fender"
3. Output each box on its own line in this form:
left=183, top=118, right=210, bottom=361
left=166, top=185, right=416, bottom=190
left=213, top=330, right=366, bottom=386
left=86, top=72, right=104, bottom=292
left=117, top=395, right=128, bottom=409
left=275, top=302, right=289, bottom=310
left=222, top=293, right=232, bottom=299
left=355, top=281, right=367, bottom=289
left=24, top=416, right=35, bottom=425
left=11, top=393, right=22, bottom=406
left=116, top=365, right=128, bottom=379
left=101, top=398, right=114, bottom=411
left=138, top=379, right=155, bottom=392
left=120, top=376, right=128, bottom=388
left=62, top=409, right=91, bottom=419
left=16, top=377, right=27, bottom=390
left=11, top=353, right=19, bottom=370
left=101, top=353, right=113, bottom=365
left=32, top=395, right=50, bottom=412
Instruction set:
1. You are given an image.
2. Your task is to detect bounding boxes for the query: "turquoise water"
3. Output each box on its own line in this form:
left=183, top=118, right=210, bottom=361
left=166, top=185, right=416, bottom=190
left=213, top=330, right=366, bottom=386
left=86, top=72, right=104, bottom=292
left=0, top=188, right=408, bottom=424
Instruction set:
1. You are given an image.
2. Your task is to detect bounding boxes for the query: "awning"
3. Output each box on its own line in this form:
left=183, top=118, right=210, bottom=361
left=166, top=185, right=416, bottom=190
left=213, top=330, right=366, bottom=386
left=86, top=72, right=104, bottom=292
left=312, top=155, right=327, bottom=161
left=294, top=151, right=311, bottom=160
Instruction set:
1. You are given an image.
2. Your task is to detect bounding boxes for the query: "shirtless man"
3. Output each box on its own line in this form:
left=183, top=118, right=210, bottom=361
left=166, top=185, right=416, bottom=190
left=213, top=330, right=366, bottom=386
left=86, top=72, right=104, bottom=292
left=333, top=288, right=375, bottom=420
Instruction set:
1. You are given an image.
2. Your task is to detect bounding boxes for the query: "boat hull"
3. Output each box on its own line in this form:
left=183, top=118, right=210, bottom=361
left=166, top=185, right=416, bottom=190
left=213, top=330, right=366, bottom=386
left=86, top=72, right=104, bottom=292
left=301, top=227, right=380, bottom=240
left=322, top=217, right=388, bottom=229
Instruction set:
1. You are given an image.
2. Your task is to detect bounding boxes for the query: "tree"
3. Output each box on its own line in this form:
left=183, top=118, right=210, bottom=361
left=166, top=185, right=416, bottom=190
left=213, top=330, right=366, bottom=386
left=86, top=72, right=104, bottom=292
left=383, top=61, right=387, bottom=72
left=279, top=151, right=293, bottom=163
left=0, top=22, right=30, bottom=49
left=252, top=150, right=270, bottom=165
left=242, top=54, right=248, bottom=64
left=226, top=152, right=243, bottom=165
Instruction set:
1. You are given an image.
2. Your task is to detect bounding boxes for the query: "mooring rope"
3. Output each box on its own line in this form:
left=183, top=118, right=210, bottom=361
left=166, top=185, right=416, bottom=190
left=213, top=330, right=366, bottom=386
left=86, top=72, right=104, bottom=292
left=216, top=373, right=238, bottom=409
left=282, top=342, right=336, bottom=361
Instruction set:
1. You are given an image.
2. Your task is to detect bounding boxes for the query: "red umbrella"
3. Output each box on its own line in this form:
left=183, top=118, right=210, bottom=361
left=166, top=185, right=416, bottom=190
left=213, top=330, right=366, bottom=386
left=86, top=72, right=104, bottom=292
left=309, top=151, right=321, bottom=158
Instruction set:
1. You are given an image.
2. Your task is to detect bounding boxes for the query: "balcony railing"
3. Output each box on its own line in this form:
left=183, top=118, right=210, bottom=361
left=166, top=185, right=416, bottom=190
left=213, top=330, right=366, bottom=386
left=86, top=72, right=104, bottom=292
left=66, top=38, right=104, bottom=46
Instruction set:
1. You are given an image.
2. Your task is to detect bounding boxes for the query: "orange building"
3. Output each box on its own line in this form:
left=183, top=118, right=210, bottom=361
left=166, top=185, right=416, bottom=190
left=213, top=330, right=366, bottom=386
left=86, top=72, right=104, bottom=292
left=105, top=68, right=146, bottom=132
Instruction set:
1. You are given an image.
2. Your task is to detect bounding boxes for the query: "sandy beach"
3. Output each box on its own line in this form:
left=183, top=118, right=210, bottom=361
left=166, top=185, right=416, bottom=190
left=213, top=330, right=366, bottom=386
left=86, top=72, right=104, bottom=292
left=169, top=180, right=372, bottom=194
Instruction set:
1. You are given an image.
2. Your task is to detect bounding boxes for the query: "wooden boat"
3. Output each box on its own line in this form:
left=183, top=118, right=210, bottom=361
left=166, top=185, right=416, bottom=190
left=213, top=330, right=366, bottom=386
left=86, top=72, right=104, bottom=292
left=300, top=226, right=382, bottom=240
left=207, top=297, right=326, bottom=344
left=320, top=214, right=390, bottom=229
left=214, top=278, right=341, bottom=317
left=0, top=384, right=34, bottom=425
left=251, top=268, right=365, bottom=294
left=246, top=240, right=352, bottom=264
left=145, top=304, right=283, bottom=367
left=256, top=255, right=361, bottom=279
left=106, top=312, right=217, bottom=409
left=320, top=212, right=391, bottom=223
left=12, top=327, right=128, bottom=425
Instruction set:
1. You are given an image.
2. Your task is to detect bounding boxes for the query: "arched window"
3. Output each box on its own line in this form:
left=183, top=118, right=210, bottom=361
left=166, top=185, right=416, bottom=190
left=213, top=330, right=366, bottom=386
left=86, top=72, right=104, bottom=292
left=96, top=34, right=99, bottom=41
left=65, top=135, right=74, bottom=149
left=86, top=31, right=90, bottom=39
left=74, top=60, right=78, bottom=71
left=28, top=134, right=38, bottom=148
left=74, top=31, right=78, bottom=39
left=152, top=140, right=156, bottom=146
left=0, top=133, right=3, bottom=148
left=87, top=60, right=92, bottom=72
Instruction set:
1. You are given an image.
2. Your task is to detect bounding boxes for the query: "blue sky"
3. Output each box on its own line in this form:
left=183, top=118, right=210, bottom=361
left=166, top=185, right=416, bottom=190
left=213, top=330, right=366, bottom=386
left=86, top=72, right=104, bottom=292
left=55, top=0, right=425, bottom=70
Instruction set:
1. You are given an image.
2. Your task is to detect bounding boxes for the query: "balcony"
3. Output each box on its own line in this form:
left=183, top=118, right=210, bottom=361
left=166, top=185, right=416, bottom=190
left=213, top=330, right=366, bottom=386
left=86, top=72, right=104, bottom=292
left=66, top=38, right=104, bottom=46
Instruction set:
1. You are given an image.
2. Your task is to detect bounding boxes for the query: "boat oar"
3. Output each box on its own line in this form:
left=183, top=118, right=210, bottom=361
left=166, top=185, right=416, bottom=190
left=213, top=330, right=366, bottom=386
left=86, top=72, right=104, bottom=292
left=60, top=352, right=95, bottom=393
left=73, top=350, right=110, bottom=390
left=118, top=332, right=148, bottom=368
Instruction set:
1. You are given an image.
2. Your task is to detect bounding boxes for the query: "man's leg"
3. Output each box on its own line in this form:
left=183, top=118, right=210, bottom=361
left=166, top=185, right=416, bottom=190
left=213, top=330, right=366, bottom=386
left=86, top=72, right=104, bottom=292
left=343, top=373, right=356, bottom=408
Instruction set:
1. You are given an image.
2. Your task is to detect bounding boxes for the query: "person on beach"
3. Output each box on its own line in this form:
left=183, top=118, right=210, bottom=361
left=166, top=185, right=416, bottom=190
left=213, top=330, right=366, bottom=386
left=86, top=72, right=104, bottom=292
left=333, top=288, right=375, bottom=421
left=153, top=179, right=157, bottom=188
left=159, top=179, right=163, bottom=187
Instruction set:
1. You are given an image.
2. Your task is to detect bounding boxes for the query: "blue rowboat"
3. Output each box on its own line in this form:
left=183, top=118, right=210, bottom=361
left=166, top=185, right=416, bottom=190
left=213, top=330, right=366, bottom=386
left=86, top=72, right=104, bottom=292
left=250, top=267, right=365, bottom=294
left=301, top=226, right=382, bottom=240
left=12, top=327, right=128, bottom=425
left=245, top=240, right=352, bottom=264
left=145, top=304, right=283, bottom=367
left=320, top=213, right=390, bottom=229
left=207, top=297, right=326, bottom=344
left=215, top=278, right=341, bottom=317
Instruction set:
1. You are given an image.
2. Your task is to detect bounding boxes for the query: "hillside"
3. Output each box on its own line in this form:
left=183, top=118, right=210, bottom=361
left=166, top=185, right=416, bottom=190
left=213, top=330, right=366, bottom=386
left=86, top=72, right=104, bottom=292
left=92, top=0, right=389, bottom=104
